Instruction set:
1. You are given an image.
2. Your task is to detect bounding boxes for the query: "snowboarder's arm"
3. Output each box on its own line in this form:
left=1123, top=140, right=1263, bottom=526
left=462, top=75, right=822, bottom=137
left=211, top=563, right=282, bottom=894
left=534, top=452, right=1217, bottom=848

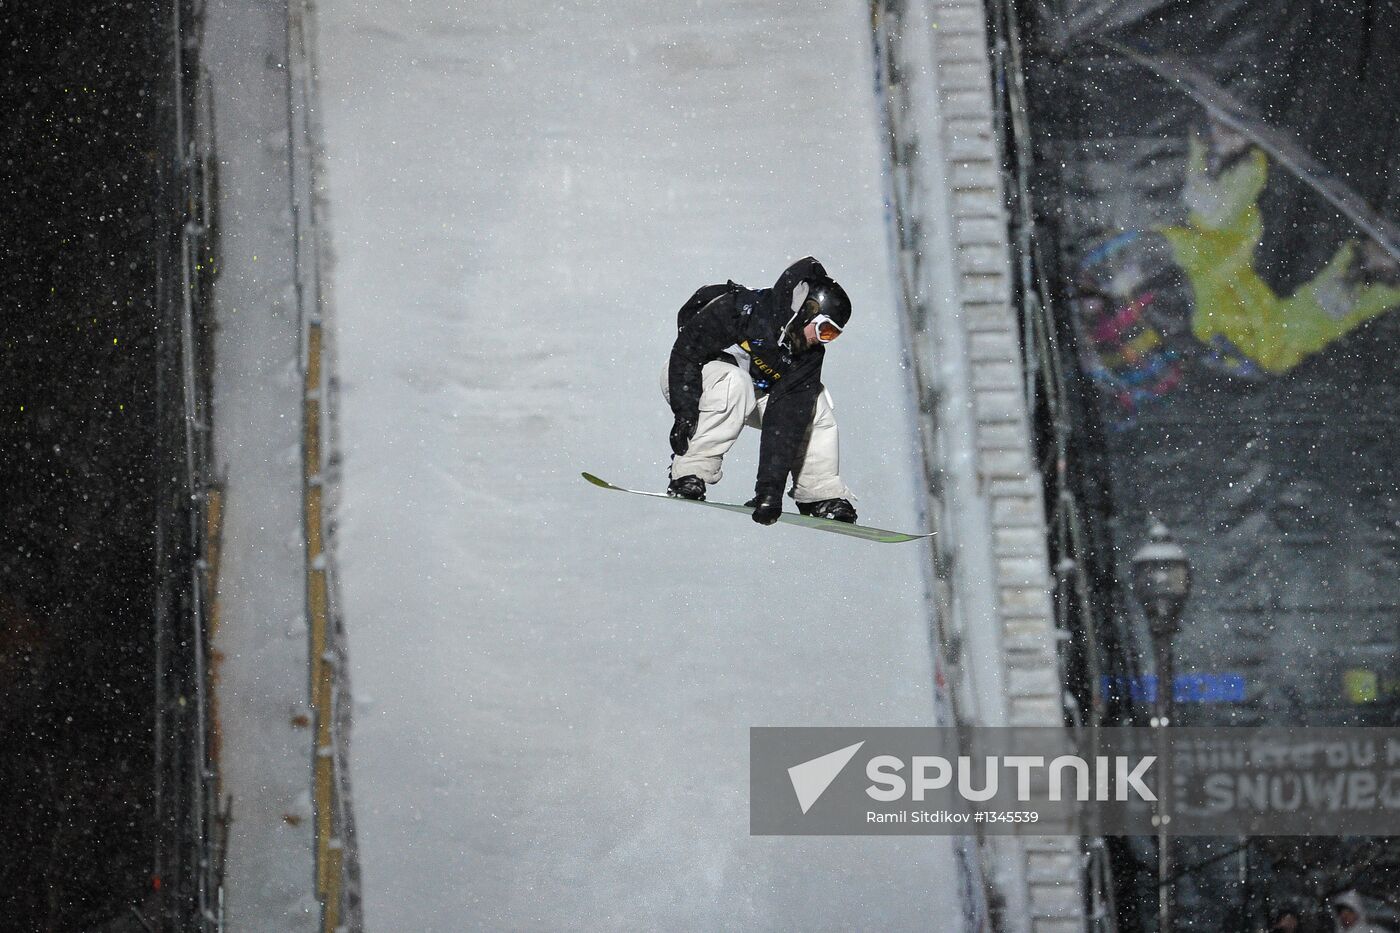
left=753, top=353, right=822, bottom=498
left=667, top=291, right=738, bottom=424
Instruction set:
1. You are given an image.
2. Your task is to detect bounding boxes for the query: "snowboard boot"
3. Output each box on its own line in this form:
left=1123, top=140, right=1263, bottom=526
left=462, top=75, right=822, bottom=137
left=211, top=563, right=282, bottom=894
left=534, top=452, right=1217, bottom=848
left=797, top=498, right=857, bottom=523
left=667, top=474, right=706, bottom=501
left=744, top=492, right=783, bottom=525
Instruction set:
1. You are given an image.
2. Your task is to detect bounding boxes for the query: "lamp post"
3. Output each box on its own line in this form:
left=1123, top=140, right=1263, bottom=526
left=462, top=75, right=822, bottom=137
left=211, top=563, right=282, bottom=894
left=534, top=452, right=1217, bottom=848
left=1131, top=521, right=1192, bottom=933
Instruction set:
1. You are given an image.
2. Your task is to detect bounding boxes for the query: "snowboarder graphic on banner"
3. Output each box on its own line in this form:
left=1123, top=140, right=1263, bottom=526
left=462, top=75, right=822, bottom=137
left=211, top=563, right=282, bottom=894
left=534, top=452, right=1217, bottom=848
left=663, top=256, right=858, bottom=526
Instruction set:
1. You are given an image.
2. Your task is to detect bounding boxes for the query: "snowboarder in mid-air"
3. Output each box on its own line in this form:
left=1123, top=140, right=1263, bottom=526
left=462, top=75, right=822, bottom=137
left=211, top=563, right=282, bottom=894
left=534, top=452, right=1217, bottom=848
left=664, top=256, right=858, bottom=526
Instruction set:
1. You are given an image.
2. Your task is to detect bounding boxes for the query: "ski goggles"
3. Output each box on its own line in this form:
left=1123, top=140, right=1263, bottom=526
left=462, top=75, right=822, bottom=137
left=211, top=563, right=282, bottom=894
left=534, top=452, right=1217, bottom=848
left=811, top=313, right=844, bottom=343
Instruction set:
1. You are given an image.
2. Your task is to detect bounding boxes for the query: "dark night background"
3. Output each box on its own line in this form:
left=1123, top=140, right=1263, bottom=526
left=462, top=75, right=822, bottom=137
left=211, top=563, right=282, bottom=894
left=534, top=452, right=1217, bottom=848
left=1, top=2, right=202, bottom=929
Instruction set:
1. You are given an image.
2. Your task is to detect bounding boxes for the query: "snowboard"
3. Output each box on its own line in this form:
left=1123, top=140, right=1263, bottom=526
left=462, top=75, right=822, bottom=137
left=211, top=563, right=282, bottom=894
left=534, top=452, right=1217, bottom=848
left=581, top=472, right=934, bottom=544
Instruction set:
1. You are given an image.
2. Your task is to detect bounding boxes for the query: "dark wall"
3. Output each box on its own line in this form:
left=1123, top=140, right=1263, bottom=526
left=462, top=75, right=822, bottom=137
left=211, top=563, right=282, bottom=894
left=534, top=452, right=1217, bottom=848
left=1020, top=0, right=1400, bottom=728
left=1008, top=0, right=1400, bottom=928
left=0, top=2, right=175, bottom=928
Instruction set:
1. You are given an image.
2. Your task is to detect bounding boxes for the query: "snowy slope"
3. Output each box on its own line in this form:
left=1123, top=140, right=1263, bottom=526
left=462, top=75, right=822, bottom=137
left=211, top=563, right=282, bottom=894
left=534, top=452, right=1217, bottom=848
left=312, top=1, right=965, bottom=927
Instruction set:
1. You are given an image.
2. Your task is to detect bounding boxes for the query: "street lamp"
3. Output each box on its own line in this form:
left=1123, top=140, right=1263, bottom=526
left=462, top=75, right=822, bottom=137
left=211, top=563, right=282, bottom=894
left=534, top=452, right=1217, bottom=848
left=1131, top=521, right=1192, bottom=933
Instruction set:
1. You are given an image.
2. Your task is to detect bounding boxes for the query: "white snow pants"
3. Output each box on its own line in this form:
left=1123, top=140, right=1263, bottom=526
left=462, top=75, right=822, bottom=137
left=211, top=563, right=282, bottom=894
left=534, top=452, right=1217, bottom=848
left=663, top=360, right=853, bottom=503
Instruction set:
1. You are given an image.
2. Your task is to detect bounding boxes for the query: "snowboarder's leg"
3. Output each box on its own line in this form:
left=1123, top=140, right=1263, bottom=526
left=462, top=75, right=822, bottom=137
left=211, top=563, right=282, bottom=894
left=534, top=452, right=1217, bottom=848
left=661, top=360, right=756, bottom=485
left=789, top=389, right=854, bottom=504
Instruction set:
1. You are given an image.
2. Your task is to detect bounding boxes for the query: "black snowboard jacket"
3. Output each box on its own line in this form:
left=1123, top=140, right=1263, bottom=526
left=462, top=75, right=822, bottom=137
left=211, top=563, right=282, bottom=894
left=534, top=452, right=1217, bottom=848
left=667, top=256, right=831, bottom=498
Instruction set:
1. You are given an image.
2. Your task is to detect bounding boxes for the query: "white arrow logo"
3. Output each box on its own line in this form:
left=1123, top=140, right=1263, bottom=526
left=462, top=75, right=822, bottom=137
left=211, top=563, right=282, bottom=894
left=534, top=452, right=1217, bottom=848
left=788, top=741, right=865, bottom=814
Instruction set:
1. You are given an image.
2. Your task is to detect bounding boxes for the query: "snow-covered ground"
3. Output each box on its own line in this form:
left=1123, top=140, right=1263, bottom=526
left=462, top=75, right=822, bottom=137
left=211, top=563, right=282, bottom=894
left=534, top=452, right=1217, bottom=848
left=204, top=1, right=320, bottom=927
left=312, top=0, right=966, bottom=927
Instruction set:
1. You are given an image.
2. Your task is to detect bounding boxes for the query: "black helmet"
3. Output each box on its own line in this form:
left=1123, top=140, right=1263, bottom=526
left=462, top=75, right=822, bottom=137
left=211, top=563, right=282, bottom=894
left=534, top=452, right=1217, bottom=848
left=799, top=277, right=851, bottom=329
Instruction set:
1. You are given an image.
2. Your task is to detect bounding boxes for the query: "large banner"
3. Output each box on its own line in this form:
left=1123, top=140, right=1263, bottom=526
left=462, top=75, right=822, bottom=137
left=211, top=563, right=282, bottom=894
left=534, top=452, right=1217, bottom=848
left=1018, top=0, right=1400, bottom=726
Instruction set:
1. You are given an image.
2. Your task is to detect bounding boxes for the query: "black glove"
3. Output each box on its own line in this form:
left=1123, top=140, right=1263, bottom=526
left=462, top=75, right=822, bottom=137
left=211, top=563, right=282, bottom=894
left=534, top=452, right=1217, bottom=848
left=669, top=415, right=696, bottom=456
left=746, top=491, right=783, bottom=525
